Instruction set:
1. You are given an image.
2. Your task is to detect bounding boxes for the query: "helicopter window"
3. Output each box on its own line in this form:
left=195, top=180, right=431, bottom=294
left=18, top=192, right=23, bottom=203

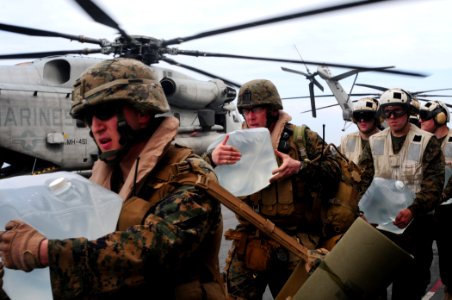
left=43, top=59, right=71, bottom=84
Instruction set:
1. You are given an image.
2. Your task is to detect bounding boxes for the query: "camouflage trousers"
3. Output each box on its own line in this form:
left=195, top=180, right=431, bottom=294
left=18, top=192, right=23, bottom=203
left=224, top=237, right=299, bottom=300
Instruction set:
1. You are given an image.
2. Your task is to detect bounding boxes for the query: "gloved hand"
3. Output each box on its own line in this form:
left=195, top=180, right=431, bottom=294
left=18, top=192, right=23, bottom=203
left=0, top=220, right=46, bottom=272
left=306, top=248, right=329, bottom=273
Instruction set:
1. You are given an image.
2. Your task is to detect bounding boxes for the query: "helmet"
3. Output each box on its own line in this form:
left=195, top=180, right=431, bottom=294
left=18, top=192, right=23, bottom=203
left=420, top=100, right=450, bottom=125
left=410, top=97, right=421, bottom=116
left=379, top=88, right=412, bottom=110
left=71, top=58, right=169, bottom=120
left=351, top=97, right=380, bottom=124
left=237, top=79, right=283, bottom=113
left=353, top=97, right=379, bottom=113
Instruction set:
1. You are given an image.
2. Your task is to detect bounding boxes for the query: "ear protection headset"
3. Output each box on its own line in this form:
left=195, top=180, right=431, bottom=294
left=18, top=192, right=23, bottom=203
left=422, top=101, right=449, bottom=125
left=435, top=109, right=447, bottom=125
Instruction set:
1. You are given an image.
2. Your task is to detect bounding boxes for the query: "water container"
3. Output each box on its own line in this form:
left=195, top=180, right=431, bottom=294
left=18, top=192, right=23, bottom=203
left=359, top=177, right=415, bottom=234
left=0, top=171, right=123, bottom=300
left=207, top=128, right=278, bottom=197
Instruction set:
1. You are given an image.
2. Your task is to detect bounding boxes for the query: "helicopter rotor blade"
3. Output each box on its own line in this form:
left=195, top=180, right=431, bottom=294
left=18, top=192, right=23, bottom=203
left=175, top=50, right=427, bottom=77
left=329, top=66, right=394, bottom=81
left=163, top=0, right=394, bottom=46
left=0, top=23, right=105, bottom=46
left=308, top=82, right=316, bottom=118
left=0, top=49, right=102, bottom=59
left=302, top=103, right=339, bottom=114
left=311, top=73, right=324, bottom=92
left=282, top=93, right=380, bottom=100
left=355, top=83, right=388, bottom=92
left=74, top=0, right=133, bottom=43
left=281, top=67, right=324, bottom=92
left=356, top=84, right=452, bottom=97
left=161, top=57, right=242, bottom=88
left=416, top=94, right=452, bottom=98
left=281, top=67, right=310, bottom=78
left=413, top=88, right=452, bottom=95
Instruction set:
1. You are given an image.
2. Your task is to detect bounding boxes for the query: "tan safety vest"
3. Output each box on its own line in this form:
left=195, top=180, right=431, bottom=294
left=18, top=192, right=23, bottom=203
left=340, top=132, right=362, bottom=165
left=369, top=126, right=432, bottom=193
left=441, top=129, right=452, bottom=184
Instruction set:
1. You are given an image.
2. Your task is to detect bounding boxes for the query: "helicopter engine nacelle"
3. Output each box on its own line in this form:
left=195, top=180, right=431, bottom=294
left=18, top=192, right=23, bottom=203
left=160, top=77, right=236, bottom=109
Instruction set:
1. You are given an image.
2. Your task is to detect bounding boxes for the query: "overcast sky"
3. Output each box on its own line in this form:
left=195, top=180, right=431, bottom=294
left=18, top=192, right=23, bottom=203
left=1, top=0, right=451, bottom=144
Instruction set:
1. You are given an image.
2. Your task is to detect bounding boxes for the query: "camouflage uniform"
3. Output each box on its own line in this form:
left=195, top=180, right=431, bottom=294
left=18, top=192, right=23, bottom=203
left=47, top=141, right=225, bottom=299
left=223, top=121, right=341, bottom=299
left=207, top=79, right=342, bottom=299
left=358, top=126, right=444, bottom=299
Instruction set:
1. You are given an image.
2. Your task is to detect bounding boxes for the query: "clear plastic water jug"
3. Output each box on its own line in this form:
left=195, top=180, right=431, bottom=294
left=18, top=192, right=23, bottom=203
left=359, top=177, right=414, bottom=234
left=207, top=128, right=278, bottom=197
left=0, top=171, right=123, bottom=300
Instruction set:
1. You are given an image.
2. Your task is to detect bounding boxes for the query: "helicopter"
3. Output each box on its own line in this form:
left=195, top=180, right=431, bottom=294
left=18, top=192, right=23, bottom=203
left=0, top=0, right=432, bottom=178
left=282, top=65, right=452, bottom=129
left=0, top=55, right=241, bottom=177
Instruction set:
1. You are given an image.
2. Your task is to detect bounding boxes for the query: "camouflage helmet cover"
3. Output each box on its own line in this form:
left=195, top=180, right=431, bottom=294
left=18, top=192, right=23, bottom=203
left=71, top=58, right=170, bottom=119
left=237, top=79, right=283, bottom=113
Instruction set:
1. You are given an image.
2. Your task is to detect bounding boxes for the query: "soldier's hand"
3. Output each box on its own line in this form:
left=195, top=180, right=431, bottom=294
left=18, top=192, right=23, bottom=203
left=212, top=134, right=241, bottom=165
left=393, top=208, right=413, bottom=229
left=0, top=220, right=46, bottom=272
left=270, top=150, right=302, bottom=183
left=305, top=248, right=329, bottom=273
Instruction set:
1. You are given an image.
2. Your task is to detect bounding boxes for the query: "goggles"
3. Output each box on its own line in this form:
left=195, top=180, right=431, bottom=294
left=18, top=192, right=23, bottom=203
left=353, top=111, right=376, bottom=122
left=382, top=109, right=407, bottom=119
left=419, top=109, right=435, bottom=121
left=84, top=104, right=122, bottom=126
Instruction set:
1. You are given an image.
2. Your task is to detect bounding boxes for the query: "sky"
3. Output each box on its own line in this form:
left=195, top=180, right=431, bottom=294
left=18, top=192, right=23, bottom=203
left=0, top=0, right=451, bottom=144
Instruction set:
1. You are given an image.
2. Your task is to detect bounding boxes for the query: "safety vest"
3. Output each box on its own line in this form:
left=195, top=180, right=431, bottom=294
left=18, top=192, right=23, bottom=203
left=441, top=128, right=452, bottom=184
left=369, top=126, right=432, bottom=193
left=340, top=132, right=362, bottom=165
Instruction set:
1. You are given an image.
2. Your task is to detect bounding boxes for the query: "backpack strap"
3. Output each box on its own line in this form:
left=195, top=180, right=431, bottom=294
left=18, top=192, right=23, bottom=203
left=292, top=124, right=309, bottom=161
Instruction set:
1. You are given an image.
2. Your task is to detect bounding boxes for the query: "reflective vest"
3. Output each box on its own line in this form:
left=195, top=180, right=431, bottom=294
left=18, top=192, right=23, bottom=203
left=369, top=126, right=432, bottom=193
left=441, top=128, right=452, bottom=184
left=340, top=132, right=362, bottom=165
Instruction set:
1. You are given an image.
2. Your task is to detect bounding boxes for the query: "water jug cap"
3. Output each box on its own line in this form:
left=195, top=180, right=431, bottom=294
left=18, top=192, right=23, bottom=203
left=394, top=180, right=405, bottom=190
left=49, top=177, right=72, bottom=194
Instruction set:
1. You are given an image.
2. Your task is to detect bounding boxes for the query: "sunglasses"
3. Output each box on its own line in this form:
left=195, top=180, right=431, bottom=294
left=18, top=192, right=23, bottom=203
left=353, top=111, right=375, bottom=122
left=84, top=104, right=122, bottom=126
left=382, top=109, right=407, bottom=119
left=242, top=106, right=266, bottom=115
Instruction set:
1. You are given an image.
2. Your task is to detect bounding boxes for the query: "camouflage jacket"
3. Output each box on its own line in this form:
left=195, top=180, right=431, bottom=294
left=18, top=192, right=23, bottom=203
left=206, top=111, right=342, bottom=248
left=47, top=117, right=224, bottom=299
left=358, top=128, right=445, bottom=217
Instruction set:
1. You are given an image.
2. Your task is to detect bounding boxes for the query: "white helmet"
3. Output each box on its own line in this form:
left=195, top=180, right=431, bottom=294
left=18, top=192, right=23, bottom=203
left=379, top=88, right=412, bottom=110
left=353, top=97, right=379, bottom=112
left=420, top=100, right=450, bottom=125
left=352, top=97, right=381, bottom=124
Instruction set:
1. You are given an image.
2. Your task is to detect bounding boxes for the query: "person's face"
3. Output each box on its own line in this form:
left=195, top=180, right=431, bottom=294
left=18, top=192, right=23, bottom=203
left=420, top=117, right=436, bottom=133
left=382, top=105, right=409, bottom=133
left=353, top=111, right=377, bottom=134
left=242, top=106, right=268, bottom=128
left=88, top=104, right=145, bottom=154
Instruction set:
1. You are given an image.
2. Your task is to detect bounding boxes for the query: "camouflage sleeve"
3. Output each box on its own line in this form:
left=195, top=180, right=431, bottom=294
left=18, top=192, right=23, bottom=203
left=410, top=137, right=445, bottom=216
left=357, top=142, right=374, bottom=199
left=298, top=127, right=342, bottom=199
left=443, top=175, right=452, bottom=200
left=47, top=162, right=222, bottom=298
